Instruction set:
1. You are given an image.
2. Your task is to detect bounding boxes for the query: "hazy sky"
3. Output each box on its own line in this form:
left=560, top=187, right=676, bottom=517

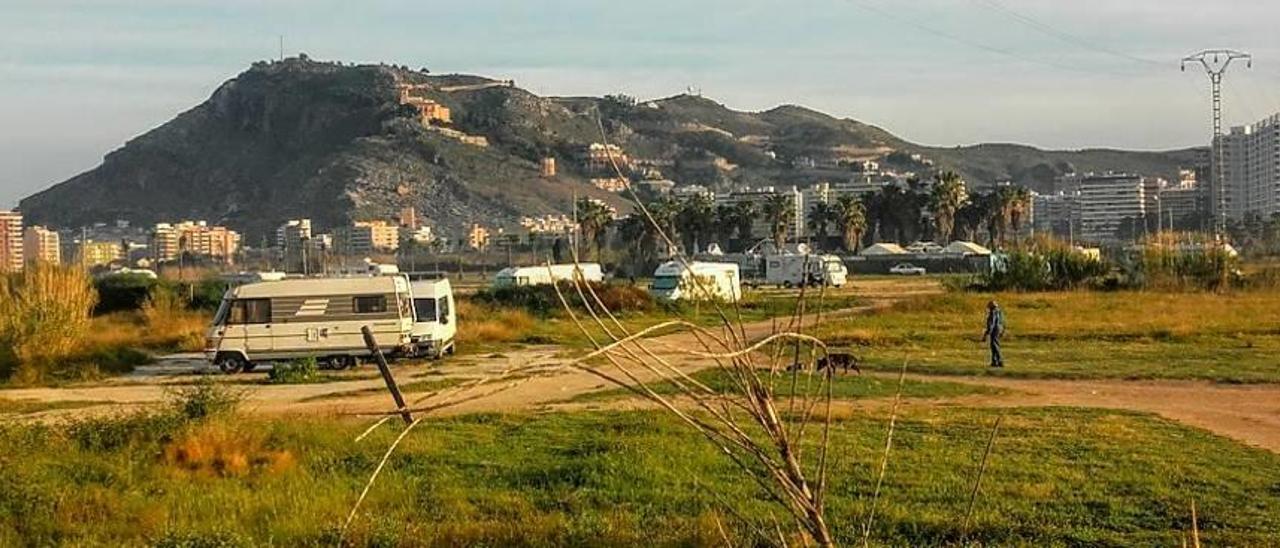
left=3, top=0, right=1279, bottom=207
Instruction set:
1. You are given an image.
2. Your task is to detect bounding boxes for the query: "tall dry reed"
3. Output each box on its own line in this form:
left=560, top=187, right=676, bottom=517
left=0, top=263, right=98, bottom=382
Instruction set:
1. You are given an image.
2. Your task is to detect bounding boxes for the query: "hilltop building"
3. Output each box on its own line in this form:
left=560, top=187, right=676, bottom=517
left=468, top=224, right=492, bottom=251
left=540, top=157, right=557, bottom=178
left=0, top=211, right=23, bottom=272
left=396, top=83, right=451, bottom=125
left=23, top=226, right=60, bottom=265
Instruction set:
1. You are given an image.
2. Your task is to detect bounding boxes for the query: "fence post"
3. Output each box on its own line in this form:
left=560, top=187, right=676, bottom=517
left=361, top=325, right=412, bottom=424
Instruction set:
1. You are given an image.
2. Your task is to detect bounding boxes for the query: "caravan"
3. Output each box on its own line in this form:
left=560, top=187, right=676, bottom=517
left=408, top=277, right=457, bottom=358
left=204, top=275, right=416, bottom=373
left=493, top=263, right=604, bottom=287
left=649, top=261, right=742, bottom=302
left=764, top=254, right=848, bottom=288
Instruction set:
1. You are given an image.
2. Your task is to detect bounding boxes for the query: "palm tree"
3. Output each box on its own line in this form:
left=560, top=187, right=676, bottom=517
left=616, top=214, right=651, bottom=270
left=713, top=204, right=738, bottom=249
left=807, top=201, right=835, bottom=249
left=575, top=197, right=614, bottom=261
left=761, top=194, right=794, bottom=249
left=644, top=196, right=681, bottom=256
left=1007, top=186, right=1032, bottom=245
left=731, top=200, right=758, bottom=249
left=832, top=195, right=867, bottom=253
left=954, top=195, right=991, bottom=243
left=675, top=194, right=715, bottom=254
left=928, top=171, right=968, bottom=244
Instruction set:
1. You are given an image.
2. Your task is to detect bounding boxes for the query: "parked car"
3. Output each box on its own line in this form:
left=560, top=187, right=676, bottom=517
left=889, top=263, right=927, bottom=276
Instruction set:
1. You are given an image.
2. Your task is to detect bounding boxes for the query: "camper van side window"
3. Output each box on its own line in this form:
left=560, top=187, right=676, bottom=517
left=354, top=295, right=387, bottom=314
left=228, top=299, right=271, bottom=324
left=439, top=296, right=450, bottom=320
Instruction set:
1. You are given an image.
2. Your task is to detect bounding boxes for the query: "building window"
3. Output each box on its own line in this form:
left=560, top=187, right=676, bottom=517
left=354, top=295, right=388, bottom=314
left=229, top=299, right=271, bottom=324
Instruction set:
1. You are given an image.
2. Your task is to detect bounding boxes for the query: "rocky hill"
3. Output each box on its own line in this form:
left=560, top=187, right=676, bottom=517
left=20, top=56, right=1204, bottom=240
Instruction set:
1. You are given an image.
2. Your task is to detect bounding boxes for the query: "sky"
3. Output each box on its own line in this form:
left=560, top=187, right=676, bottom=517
left=3, top=0, right=1279, bottom=207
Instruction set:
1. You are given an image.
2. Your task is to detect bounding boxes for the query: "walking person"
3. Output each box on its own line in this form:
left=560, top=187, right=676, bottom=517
left=981, top=300, right=1005, bottom=368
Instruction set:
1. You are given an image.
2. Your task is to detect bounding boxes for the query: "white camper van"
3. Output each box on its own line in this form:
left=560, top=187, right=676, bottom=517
left=493, top=263, right=604, bottom=287
left=409, top=278, right=456, bottom=358
left=650, top=261, right=742, bottom=302
left=764, top=254, right=848, bottom=288
left=204, top=275, right=415, bottom=373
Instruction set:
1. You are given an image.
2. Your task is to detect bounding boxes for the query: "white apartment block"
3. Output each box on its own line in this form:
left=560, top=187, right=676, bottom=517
left=714, top=186, right=805, bottom=242
left=1032, top=192, right=1081, bottom=240
left=1218, top=112, right=1280, bottom=220
left=1078, top=173, right=1145, bottom=243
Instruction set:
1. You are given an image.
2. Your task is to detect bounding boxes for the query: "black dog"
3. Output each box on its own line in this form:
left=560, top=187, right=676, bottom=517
left=788, top=353, right=861, bottom=375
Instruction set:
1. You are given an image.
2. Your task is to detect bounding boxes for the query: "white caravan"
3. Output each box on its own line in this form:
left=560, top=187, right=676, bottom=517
left=650, top=261, right=742, bottom=302
left=204, top=275, right=415, bottom=373
left=409, top=278, right=457, bottom=358
left=493, top=263, right=604, bottom=287
left=764, top=254, right=848, bottom=288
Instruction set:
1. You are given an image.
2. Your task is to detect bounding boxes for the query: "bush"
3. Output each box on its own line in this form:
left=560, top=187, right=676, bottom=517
left=973, top=241, right=1108, bottom=292
left=267, top=358, right=319, bottom=384
left=472, top=282, right=656, bottom=317
left=1130, top=246, right=1238, bottom=291
left=167, top=378, right=245, bottom=421
left=93, top=273, right=157, bottom=314
left=0, top=264, right=98, bottom=383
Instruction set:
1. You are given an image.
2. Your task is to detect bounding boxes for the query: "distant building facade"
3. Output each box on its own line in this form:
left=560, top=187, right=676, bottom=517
left=151, top=221, right=241, bottom=263
left=1078, top=173, right=1145, bottom=243
left=0, top=211, right=23, bottom=272
left=343, top=220, right=400, bottom=255
left=1218, top=112, right=1280, bottom=221
left=715, top=186, right=806, bottom=243
left=78, top=240, right=123, bottom=267
left=23, top=225, right=60, bottom=265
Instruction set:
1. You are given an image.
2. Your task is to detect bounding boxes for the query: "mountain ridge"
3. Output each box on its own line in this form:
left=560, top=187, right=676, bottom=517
left=19, top=56, right=1204, bottom=240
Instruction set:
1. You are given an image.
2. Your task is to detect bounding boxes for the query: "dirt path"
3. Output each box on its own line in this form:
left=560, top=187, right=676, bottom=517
left=6, top=277, right=1280, bottom=456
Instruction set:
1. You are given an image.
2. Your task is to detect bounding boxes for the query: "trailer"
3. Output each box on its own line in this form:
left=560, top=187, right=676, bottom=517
left=204, top=275, right=415, bottom=373
left=493, top=263, right=604, bottom=287
left=764, top=254, right=848, bottom=288
left=649, top=261, right=742, bottom=302
left=409, top=277, right=457, bottom=358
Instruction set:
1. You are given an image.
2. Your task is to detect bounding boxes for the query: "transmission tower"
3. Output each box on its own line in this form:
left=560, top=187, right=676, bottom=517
left=1182, top=49, right=1251, bottom=235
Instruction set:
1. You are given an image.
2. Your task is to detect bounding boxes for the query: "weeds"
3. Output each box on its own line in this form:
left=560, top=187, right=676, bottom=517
left=167, top=378, right=244, bottom=421
left=267, top=358, right=320, bottom=384
left=0, top=264, right=98, bottom=383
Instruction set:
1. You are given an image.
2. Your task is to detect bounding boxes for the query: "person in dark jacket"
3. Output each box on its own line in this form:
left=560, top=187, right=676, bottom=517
left=981, top=300, right=1005, bottom=368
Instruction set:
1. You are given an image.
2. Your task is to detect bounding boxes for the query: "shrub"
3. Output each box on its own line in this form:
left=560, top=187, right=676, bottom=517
left=472, top=281, right=655, bottom=317
left=974, top=245, right=1108, bottom=292
left=0, top=264, right=98, bottom=383
left=267, top=358, right=319, bottom=384
left=167, top=378, right=244, bottom=421
left=1130, top=246, right=1238, bottom=291
left=93, top=273, right=157, bottom=314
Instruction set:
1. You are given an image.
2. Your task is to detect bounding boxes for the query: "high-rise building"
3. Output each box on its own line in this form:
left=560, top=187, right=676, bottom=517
left=1032, top=192, right=1081, bottom=240
left=23, top=226, right=60, bottom=265
left=276, top=219, right=313, bottom=272
left=1078, top=173, right=1146, bottom=243
left=714, top=186, right=806, bottom=244
left=1218, top=112, right=1280, bottom=221
left=151, top=221, right=241, bottom=263
left=0, top=211, right=23, bottom=272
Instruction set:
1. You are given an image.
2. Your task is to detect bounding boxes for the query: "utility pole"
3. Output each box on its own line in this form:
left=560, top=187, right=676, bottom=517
left=1182, top=49, right=1251, bottom=237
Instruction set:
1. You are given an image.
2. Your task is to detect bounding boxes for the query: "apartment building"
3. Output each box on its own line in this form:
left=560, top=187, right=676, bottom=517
left=23, top=225, right=60, bottom=265
left=1218, top=112, right=1280, bottom=220
left=77, top=240, right=123, bottom=267
left=0, top=211, right=23, bottom=272
left=344, top=220, right=400, bottom=255
left=151, top=221, right=241, bottom=263
left=1078, top=173, right=1145, bottom=243
left=714, top=186, right=806, bottom=243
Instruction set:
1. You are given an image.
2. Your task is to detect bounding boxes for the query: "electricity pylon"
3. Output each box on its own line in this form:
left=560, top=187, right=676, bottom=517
left=1182, top=49, right=1251, bottom=236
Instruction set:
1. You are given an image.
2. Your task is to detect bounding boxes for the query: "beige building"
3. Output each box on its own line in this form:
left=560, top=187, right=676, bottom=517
left=468, top=224, right=492, bottom=251
left=152, top=221, right=241, bottom=263
left=345, top=220, right=400, bottom=255
left=78, top=240, right=123, bottom=267
left=23, top=225, right=60, bottom=265
left=0, top=211, right=22, bottom=272
left=541, top=157, right=557, bottom=178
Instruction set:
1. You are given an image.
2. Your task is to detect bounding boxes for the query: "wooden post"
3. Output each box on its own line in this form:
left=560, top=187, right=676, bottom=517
left=361, top=325, right=412, bottom=424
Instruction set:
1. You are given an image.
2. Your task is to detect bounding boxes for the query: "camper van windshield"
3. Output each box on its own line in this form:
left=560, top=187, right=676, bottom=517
left=413, top=298, right=437, bottom=322
left=213, top=299, right=230, bottom=325
left=651, top=276, right=679, bottom=290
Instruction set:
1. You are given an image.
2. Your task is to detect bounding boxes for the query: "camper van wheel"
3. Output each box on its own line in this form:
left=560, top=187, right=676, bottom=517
left=782, top=281, right=793, bottom=289
left=215, top=354, right=247, bottom=374
left=334, top=356, right=358, bottom=370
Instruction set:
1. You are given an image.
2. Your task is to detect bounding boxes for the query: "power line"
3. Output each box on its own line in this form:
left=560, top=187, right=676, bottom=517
left=971, top=0, right=1164, bottom=68
left=844, top=0, right=1135, bottom=77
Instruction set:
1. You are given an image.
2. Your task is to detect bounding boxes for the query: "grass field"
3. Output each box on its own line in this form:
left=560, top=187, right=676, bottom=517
left=0, top=406, right=1276, bottom=546
left=817, top=290, right=1280, bottom=383
left=567, top=366, right=1003, bottom=403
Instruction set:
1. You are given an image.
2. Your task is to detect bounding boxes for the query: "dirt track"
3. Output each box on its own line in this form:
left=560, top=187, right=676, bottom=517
left=4, top=277, right=1280, bottom=455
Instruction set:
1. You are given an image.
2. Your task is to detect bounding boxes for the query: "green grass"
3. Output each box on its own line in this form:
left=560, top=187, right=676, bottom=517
left=568, top=367, right=1002, bottom=403
left=816, top=290, right=1280, bottom=383
left=1, top=407, right=1277, bottom=545
left=299, top=377, right=467, bottom=403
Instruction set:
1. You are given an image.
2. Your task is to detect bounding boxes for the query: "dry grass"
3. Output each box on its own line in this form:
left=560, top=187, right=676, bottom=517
left=163, top=421, right=295, bottom=477
left=0, top=264, right=98, bottom=382
left=455, top=299, right=536, bottom=344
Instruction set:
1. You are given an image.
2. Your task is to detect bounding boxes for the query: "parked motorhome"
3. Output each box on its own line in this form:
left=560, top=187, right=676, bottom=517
left=764, top=254, right=848, bottom=288
left=650, top=261, right=742, bottom=302
left=204, top=275, right=415, bottom=373
left=493, top=263, right=604, bottom=287
left=409, top=277, right=456, bottom=358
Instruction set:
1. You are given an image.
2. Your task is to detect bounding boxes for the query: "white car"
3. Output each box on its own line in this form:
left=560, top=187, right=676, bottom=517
left=889, top=263, right=927, bottom=276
